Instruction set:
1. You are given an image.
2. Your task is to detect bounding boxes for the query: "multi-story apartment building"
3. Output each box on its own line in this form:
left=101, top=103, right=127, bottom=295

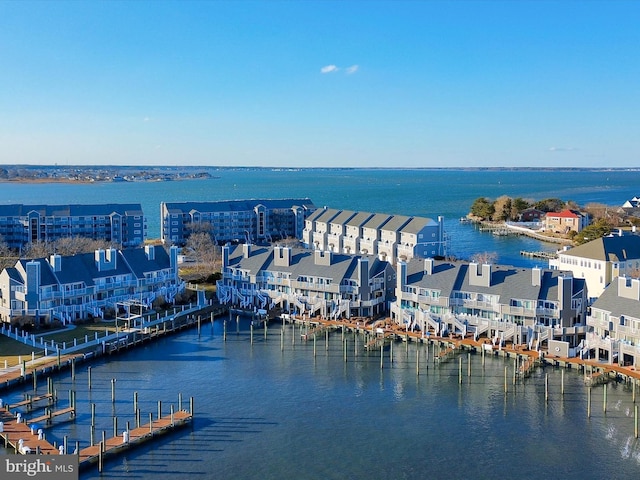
left=0, top=204, right=146, bottom=249
left=586, top=276, right=640, bottom=368
left=160, top=199, right=316, bottom=246
left=0, top=245, right=182, bottom=325
left=216, top=244, right=395, bottom=319
left=391, top=258, right=588, bottom=351
left=303, top=207, right=446, bottom=263
left=549, top=232, right=640, bottom=299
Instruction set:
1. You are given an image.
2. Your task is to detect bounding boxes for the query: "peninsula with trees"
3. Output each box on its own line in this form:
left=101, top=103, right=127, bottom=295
left=467, top=195, right=640, bottom=245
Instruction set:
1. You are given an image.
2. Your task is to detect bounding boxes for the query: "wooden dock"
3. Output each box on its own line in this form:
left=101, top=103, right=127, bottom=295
left=0, top=409, right=60, bottom=454
left=28, top=406, right=76, bottom=426
left=436, top=345, right=457, bottom=363
left=79, top=409, right=193, bottom=471
left=7, top=392, right=55, bottom=412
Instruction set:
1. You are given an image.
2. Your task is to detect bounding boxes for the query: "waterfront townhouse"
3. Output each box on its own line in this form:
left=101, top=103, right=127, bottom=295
left=396, top=216, right=445, bottom=261
left=327, top=210, right=358, bottom=253
left=160, top=199, right=316, bottom=246
left=0, top=203, right=146, bottom=250
left=216, top=244, right=395, bottom=319
left=303, top=208, right=341, bottom=252
left=303, top=207, right=446, bottom=262
left=543, top=209, right=589, bottom=234
left=341, top=212, right=374, bottom=255
left=0, top=245, right=182, bottom=325
left=359, top=213, right=393, bottom=257
left=376, top=214, right=411, bottom=263
left=391, top=258, right=588, bottom=351
left=549, top=233, right=640, bottom=299
left=586, top=276, right=640, bottom=367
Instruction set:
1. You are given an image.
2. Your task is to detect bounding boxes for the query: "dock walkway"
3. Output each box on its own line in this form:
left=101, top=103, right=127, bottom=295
left=79, top=410, right=193, bottom=470
left=0, top=408, right=60, bottom=454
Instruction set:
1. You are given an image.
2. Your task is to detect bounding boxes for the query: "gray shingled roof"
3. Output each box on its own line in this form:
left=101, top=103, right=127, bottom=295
left=55, top=252, right=132, bottom=285
left=380, top=215, right=411, bottom=232
left=0, top=204, right=143, bottom=217
left=4, top=267, right=23, bottom=284
left=162, top=198, right=315, bottom=214
left=227, top=245, right=385, bottom=284
left=404, top=259, right=580, bottom=302
left=345, top=212, right=374, bottom=227
left=592, top=279, right=640, bottom=318
left=405, top=260, right=462, bottom=297
left=120, top=246, right=171, bottom=278
left=401, top=217, right=437, bottom=234
left=330, top=210, right=357, bottom=225
left=560, top=235, right=640, bottom=262
left=363, top=213, right=392, bottom=230
left=17, top=259, right=58, bottom=287
left=313, top=208, right=341, bottom=224
left=306, top=209, right=327, bottom=222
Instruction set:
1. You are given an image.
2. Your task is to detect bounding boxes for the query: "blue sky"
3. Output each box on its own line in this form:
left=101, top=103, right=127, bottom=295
left=1, top=1, right=638, bottom=168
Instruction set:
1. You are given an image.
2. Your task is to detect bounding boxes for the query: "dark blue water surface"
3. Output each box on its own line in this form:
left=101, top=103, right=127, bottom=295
left=2, top=169, right=640, bottom=478
left=4, top=320, right=640, bottom=479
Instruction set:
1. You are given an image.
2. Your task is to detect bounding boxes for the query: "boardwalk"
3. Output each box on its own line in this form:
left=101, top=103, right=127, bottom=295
left=79, top=410, right=193, bottom=471
left=0, top=408, right=60, bottom=454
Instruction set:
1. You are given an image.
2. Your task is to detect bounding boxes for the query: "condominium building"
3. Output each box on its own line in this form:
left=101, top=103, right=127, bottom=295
left=302, top=207, right=446, bottom=263
left=160, top=199, right=316, bottom=246
left=216, top=244, right=395, bottom=319
left=0, top=203, right=146, bottom=249
left=549, top=232, right=640, bottom=299
left=586, top=276, right=640, bottom=368
left=0, top=245, right=182, bottom=325
left=391, top=258, right=588, bottom=351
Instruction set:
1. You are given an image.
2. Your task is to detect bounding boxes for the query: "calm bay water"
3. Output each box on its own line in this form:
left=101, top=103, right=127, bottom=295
left=4, top=321, right=640, bottom=479
left=3, top=168, right=640, bottom=479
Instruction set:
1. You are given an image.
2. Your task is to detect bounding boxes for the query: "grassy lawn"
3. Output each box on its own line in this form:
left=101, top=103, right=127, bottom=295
left=0, top=304, right=199, bottom=367
left=0, top=323, right=119, bottom=367
left=38, top=322, right=118, bottom=345
left=0, top=335, right=46, bottom=367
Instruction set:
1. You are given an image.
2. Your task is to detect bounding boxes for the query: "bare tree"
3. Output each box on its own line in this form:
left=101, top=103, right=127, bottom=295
left=53, top=237, right=114, bottom=256
left=21, top=241, right=51, bottom=259
left=20, top=237, right=118, bottom=259
left=0, top=235, right=18, bottom=270
left=471, top=252, right=498, bottom=265
left=184, top=232, right=220, bottom=275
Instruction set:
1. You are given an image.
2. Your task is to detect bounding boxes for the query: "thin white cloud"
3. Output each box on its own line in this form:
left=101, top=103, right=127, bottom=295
left=143, top=117, right=150, bottom=122
left=345, top=65, right=359, bottom=75
left=549, top=146, right=578, bottom=152
left=321, top=65, right=339, bottom=74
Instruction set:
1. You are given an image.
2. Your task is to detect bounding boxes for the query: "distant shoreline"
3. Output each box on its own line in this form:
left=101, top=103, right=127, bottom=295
left=0, top=178, right=94, bottom=184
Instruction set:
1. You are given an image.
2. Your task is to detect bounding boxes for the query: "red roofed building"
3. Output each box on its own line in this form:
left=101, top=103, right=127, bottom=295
left=544, top=209, right=589, bottom=234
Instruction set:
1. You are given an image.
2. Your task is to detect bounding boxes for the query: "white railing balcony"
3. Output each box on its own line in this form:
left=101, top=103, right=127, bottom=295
left=586, top=332, right=618, bottom=351
left=586, top=316, right=609, bottom=330
left=536, top=307, right=560, bottom=318
left=501, top=305, right=536, bottom=317
left=340, top=285, right=357, bottom=294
